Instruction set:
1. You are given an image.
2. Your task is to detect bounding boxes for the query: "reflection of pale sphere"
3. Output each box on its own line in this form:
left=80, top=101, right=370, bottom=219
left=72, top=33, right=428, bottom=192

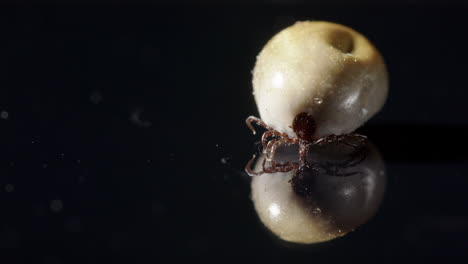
left=251, top=142, right=386, bottom=244
left=253, top=21, right=388, bottom=138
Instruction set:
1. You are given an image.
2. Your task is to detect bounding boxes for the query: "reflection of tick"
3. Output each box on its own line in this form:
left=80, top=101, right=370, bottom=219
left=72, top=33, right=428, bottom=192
left=245, top=112, right=367, bottom=176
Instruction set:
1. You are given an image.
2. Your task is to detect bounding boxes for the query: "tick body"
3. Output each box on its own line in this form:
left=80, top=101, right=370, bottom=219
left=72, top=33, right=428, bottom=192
left=245, top=113, right=367, bottom=176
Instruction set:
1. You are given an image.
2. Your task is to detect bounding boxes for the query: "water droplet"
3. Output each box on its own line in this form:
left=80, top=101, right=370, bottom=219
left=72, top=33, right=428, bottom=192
left=313, top=97, right=323, bottom=105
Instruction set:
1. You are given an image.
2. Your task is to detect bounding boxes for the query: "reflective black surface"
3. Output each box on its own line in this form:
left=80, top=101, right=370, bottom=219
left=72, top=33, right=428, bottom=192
left=0, top=3, right=467, bottom=259
left=250, top=141, right=386, bottom=244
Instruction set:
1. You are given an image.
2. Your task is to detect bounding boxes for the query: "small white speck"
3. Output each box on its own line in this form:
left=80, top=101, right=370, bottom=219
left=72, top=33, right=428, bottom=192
left=130, top=107, right=152, bottom=128
left=342, top=185, right=356, bottom=196
left=268, top=203, right=280, bottom=218
left=5, top=184, right=14, bottom=192
left=361, top=108, right=368, bottom=116
left=1, top=111, right=9, bottom=120
left=220, top=158, right=227, bottom=164
left=50, top=199, right=63, bottom=212
left=215, top=144, right=219, bottom=148
left=90, top=91, right=102, bottom=104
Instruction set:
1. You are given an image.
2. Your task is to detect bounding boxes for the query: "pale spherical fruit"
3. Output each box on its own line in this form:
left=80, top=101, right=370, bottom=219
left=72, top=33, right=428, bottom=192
left=252, top=21, right=388, bottom=138
left=251, top=142, right=386, bottom=244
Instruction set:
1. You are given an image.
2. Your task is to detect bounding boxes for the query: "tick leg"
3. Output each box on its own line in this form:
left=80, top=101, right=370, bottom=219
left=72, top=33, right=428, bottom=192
left=316, top=161, right=362, bottom=177
left=311, top=134, right=368, bottom=177
left=298, top=142, right=311, bottom=165
left=338, top=144, right=367, bottom=168
left=326, top=167, right=361, bottom=177
left=246, top=116, right=275, bottom=135
left=245, top=155, right=264, bottom=176
left=345, top=133, right=368, bottom=147
left=261, top=130, right=288, bottom=151
left=266, top=137, right=299, bottom=162
left=313, top=134, right=367, bottom=150
left=265, top=138, right=281, bottom=160
left=245, top=155, right=299, bottom=176
left=263, top=159, right=299, bottom=173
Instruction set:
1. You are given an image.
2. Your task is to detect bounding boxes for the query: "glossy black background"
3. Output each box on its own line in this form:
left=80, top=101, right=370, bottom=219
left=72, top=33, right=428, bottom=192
left=0, top=2, right=467, bottom=259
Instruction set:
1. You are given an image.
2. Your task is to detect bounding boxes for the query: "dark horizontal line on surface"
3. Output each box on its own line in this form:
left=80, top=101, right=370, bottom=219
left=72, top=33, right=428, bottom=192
left=358, top=124, right=468, bottom=162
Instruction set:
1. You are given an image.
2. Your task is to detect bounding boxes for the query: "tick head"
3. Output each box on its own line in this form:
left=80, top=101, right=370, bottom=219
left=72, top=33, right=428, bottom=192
left=292, top=112, right=316, bottom=142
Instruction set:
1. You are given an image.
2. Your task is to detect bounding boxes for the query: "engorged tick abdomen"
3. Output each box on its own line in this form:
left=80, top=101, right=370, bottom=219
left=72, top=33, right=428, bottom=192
left=252, top=21, right=388, bottom=138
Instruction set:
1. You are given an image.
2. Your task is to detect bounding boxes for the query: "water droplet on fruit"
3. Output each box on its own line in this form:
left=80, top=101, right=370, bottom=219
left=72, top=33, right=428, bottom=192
left=313, top=97, right=323, bottom=105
